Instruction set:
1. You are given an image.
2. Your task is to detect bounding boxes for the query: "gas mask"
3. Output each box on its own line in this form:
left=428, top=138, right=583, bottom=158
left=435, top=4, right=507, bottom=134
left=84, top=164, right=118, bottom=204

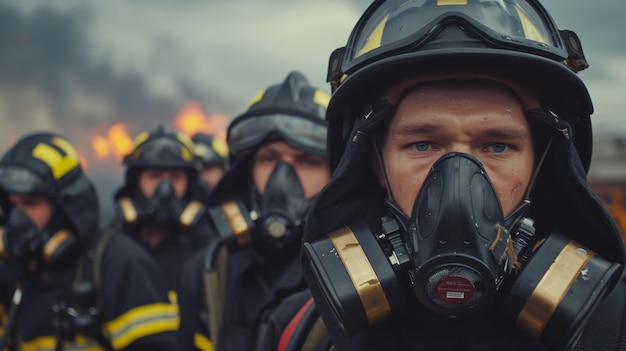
left=0, top=208, right=78, bottom=274
left=116, top=180, right=204, bottom=231
left=304, top=153, right=621, bottom=350
left=209, top=161, right=309, bottom=256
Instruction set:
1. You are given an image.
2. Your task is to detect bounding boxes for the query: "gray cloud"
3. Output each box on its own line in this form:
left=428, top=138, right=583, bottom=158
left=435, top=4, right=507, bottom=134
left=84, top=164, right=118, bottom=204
left=0, top=1, right=625, bottom=218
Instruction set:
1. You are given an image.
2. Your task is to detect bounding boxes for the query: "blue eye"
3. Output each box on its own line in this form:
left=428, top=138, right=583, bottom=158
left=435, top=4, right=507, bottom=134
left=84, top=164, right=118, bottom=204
left=490, top=143, right=507, bottom=153
left=413, top=142, right=430, bottom=151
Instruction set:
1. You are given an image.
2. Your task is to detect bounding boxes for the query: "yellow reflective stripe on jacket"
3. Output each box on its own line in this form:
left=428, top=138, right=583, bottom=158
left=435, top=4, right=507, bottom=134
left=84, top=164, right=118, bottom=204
left=194, top=333, right=213, bottom=351
left=21, top=334, right=104, bottom=351
left=104, top=301, right=180, bottom=350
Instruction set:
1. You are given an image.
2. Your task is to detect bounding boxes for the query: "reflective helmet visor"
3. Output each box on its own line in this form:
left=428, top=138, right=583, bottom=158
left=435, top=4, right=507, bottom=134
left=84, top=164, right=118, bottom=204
left=0, top=166, right=50, bottom=194
left=343, top=0, right=566, bottom=75
left=227, top=113, right=327, bottom=156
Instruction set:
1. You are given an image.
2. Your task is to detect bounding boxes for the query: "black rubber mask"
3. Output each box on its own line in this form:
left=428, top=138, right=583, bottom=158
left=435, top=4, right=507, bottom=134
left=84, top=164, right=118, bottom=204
left=148, top=180, right=180, bottom=225
left=255, top=161, right=309, bottom=252
left=404, top=152, right=517, bottom=315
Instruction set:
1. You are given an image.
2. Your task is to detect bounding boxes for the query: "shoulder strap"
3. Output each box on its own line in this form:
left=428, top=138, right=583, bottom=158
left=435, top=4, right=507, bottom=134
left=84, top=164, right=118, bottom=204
left=70, top=226, right=118, bottom=351
left=278, top=297, right=332, bottom=351
left=202, top=239, right=230, bottom=348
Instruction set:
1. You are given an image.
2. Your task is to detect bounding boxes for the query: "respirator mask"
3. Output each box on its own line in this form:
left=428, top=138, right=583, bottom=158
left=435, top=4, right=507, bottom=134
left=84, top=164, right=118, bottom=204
left=210, top=161, right=309, bottom=256
left=0, top=207, right=78, bottom=276
left=304, top=153, right=621, bottom=350
left=117, top=179, right=204, bottom=231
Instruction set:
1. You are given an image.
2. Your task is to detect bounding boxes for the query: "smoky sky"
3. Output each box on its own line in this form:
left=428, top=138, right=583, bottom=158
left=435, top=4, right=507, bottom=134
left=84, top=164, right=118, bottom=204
left=0, top=3, right=209, bottom=144
left=0, top=1, right=625, bottom=221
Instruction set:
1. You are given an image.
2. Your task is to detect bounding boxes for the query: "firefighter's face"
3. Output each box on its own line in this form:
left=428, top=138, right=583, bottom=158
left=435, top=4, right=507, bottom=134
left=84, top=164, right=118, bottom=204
left=253, top=141, right=330, bottom=199
left=378, top=81, right=535, bottom=218
left=200, top=165, right=225, bottom=188
left=9, top=193, right=53, bottom=229
left=138, top=168, right=189, bottom=199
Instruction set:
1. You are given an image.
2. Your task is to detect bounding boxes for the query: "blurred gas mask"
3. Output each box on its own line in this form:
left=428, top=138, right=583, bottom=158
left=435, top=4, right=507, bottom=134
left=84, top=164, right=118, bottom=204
left=209, top=161, right=309, bottom=257
left=116, top=180, right=205, bottom=231
left=304, top=153, right=621, bottom=350
left=0, top=207, right=78, bottom=276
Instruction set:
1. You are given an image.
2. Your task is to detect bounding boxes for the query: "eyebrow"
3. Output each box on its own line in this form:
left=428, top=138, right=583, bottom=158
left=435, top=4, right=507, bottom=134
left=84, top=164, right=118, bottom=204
left=392, top=123, right=529, bottom=140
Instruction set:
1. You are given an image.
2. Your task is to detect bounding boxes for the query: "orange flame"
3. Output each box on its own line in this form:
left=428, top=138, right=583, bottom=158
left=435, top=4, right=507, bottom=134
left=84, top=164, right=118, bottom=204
left=107, top=122, right=134, bottom=160
left=91, top=134, right=111, bottom=159
left=89, top=122, right=134, bottom=162
left=173, top=101, right=228, bottom=141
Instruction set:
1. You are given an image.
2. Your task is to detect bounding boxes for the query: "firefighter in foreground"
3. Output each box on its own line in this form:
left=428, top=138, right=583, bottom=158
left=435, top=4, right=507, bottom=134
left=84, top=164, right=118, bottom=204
left=192, top=133, right=229, bottom=195
left=113, top=125, right=215, bottom=293
left=0, top=132, right=178, bottom=350
left=177, top=71, right=331, bottom=350
left=260, top=0, right=626, bottom=350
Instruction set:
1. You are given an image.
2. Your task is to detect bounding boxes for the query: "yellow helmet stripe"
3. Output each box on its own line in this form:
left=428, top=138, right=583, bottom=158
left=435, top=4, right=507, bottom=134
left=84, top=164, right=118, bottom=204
left=313, top=89, right=331, bottom=108
left=516, top=7, right=549, bottom=44
left=211, top=138, right=229, bottom=159
left=437, top=0, right=468, bottom=5
left=247, top=89, right=266, bottom=108
left=355, top=14, right=390, bottom=59
left=31, top=137, right=80, bottom=180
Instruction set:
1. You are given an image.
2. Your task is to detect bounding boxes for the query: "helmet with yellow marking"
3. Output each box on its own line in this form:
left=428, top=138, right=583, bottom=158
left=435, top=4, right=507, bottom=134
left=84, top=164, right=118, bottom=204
left=227, top=71, right=329, bottom=160
left=210, top=71, right=329, bottom=206
left=0, top=132, right=98, bottom=264
left=192, top=133, right=229, bottom=170
left=326, top=0, right=593, bottom=171
left=123, top=124, right=200, bottom=175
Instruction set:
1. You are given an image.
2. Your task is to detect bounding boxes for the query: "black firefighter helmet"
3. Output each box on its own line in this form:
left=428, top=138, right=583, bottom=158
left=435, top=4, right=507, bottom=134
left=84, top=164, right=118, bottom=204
left=210, top=70, right=329, bottom=206
left=192, top=133, right=229, bottom=170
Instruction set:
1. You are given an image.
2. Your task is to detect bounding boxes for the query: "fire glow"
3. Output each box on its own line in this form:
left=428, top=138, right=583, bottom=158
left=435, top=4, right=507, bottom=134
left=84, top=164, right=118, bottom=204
left=89, top=101, right=229, bottom=162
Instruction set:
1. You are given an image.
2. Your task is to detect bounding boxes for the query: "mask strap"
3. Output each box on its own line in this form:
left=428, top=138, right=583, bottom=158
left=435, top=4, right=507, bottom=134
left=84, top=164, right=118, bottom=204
left=524, top=135, right=554, bottom=200
left=372, top=140, right=395, bottom=204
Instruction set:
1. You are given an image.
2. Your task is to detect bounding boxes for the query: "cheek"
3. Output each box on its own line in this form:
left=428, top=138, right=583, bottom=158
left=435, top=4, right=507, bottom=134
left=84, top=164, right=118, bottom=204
left=490, top=160, right=534, bottom=217
left=253, top=164, right=273, bottom=195
left=139, top=178, right=158, bottom=198
left=173, top=178, right=188, bottom=199
left=202, top=168, right=224, bottom=187
left=384, top=153, right=430, bottom=217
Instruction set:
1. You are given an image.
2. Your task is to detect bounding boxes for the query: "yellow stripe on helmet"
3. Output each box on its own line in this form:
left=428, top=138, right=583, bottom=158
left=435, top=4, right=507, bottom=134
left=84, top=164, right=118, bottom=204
left=516, top=6, right=549, bottom=44
left=355, top=14, right=390, bottom=59
left=437, top=0, right=468, bottom=5
left=313, top=89, right=331, bottom=108
left=31, top=137, right=80, bottom=180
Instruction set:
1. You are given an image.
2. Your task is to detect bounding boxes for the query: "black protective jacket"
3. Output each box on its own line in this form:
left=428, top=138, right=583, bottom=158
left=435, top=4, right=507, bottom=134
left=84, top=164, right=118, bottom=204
left=134, top=217, right=215, bottom=294
left=177, top=211, right=305, bottom=351
left=0, top=226, right=179, bottom=351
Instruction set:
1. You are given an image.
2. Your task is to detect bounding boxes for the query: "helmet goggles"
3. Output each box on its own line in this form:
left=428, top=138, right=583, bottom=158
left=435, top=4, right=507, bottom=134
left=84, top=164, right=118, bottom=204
left=0, top=166, right=50, bottom=194
left=227, top=111, right=327, bottom=156
left=330, top=0, right=586, bottom=88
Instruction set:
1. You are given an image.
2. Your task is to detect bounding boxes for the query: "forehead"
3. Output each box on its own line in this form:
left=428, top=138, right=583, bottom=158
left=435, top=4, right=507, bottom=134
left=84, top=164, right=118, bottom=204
left=398, top=80, right=523, bottom=107
left=384, top=72, right=540, bottom=110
